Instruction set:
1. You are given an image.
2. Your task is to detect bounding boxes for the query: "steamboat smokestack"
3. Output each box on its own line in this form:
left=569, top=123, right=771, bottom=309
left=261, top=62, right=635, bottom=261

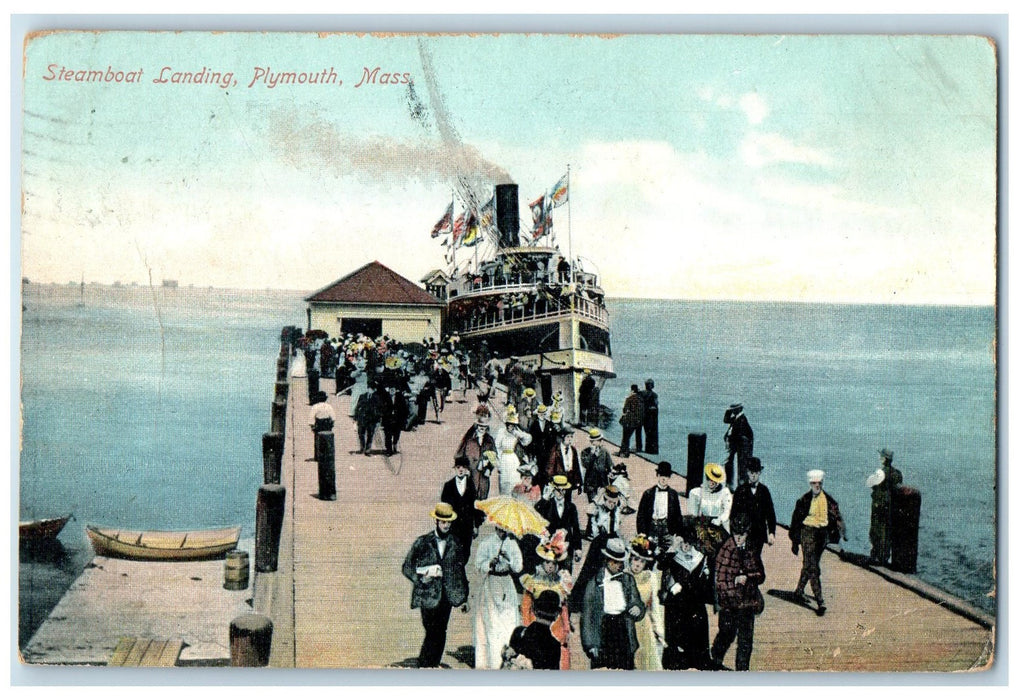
left=495, top=184, right=520, bottom=248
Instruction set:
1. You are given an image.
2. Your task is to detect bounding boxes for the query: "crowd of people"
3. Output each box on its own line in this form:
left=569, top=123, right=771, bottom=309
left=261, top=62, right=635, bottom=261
left=295, top=331, right=895, bottom=671
left=394, top=372, right=861, bottom=672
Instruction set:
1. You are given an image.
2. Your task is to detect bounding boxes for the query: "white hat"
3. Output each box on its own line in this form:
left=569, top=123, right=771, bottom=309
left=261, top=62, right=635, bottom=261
left=807, top=469, right=825, bottom=483
left=865, top=469, right=886, bottom=488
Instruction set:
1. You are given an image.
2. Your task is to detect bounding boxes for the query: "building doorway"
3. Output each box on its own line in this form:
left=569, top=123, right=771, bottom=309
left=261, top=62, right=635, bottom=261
left=341, top=318, right=383, bottom=338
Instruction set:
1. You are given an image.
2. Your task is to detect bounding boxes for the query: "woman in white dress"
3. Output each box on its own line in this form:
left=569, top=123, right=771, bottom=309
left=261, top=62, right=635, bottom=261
left=473, top=525, right=524, bottom=669
left=494, top=406, right=533, bottom=496
left=346, top=355, right=368, bottom=418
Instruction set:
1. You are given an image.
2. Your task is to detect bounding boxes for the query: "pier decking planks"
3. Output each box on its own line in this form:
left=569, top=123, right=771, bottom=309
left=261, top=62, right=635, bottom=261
left=266, top=375, right=994, bottom=672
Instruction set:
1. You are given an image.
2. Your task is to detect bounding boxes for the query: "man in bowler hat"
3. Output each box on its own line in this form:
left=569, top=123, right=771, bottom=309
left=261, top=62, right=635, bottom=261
left=636, top=461, right=684, bottom=550
left=731, top=456, right=776, bottom=557
left=402, top=503, right=470, bottom=667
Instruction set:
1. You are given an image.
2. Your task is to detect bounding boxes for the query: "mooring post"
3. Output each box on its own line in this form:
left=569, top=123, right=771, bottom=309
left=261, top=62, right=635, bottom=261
left=891, top=486, right=922, bottom=574
left=255, top=484, right=286, bottom=572
left=229, top=614, right=273, bottom=666
left=274, top=380, right=289, bottom=403
left=316, top=431, right=337, bottom=501
left=262, top=432, right=283, bottom=484
left=271, top=398, right=287, bottom=438
left=307, top=368, right=320, bottom=404
left=686, top=432, right=707, bottom=496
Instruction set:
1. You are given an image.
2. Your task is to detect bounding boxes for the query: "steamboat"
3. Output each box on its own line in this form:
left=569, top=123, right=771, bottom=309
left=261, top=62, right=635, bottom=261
left=437, top=183, right=614, bottom=423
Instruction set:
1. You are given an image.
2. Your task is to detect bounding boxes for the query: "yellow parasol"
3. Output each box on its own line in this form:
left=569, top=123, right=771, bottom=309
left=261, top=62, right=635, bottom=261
left=475, top=496, right=549, bottom=538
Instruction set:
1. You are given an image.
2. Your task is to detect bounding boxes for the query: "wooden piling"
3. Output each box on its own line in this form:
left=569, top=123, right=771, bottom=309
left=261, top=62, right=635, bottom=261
left=307, top=369, right=320, bottom=404
left=275, top=380, right=289, bottom=403
left=686, top=432, right=706, bottom=496
left=262, top=432, right=283, bottom=484
left=315, top=431, right=336, bottom=501
left=255, top=484, right=286, bottom=573
left=229, top=614, right=273, bottom=666
left=271, top=398, right=287, bottom=438
left=891, top=487, right=922, bottom=574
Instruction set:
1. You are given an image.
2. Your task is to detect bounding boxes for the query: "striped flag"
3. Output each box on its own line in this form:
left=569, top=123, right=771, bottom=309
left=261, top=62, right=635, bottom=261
left=431, top=201, right=453, bottom=238
left=549, top=173, right=569, bottom=207
left=479, top=196, right=495, bottom=230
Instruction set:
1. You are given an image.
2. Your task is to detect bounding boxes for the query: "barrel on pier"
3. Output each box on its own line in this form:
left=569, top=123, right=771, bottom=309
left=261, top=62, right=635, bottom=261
left=224, top=549, right=250, bottom=590
left=686, top=433, right=707, bottom=496
left=891, top=486, right=922, bottom=574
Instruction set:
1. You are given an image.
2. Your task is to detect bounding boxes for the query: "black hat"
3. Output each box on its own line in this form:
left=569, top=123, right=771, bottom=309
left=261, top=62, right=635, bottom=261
left=645, top=378, right=655, bottom=388
left=746, top=456, right=762, bottom=473
left=454, top=455, right=470, bottom=468
left=730, top=513, right=751, bottom=535
left=314, top=391, right=328, bottom=403
left=656, top=462, right=673, bottom=477
left=533, top=590, right=561, bottom=622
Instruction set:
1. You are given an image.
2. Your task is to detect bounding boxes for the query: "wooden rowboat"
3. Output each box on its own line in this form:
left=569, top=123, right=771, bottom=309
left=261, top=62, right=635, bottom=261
left=19, top=514, right=71, bottom=542
left=85, top=524, right=241, bottom=561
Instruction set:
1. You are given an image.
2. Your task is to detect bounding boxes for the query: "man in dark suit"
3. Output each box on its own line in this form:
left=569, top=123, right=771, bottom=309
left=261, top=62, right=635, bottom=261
left=534, top=475, right=584, bottom=570
left=528, top=404, right=555, bottom=484
left=402, top=502, right=470, bottom=667
left=723, top=403, right=754, bottom=487
left=580, top=538, right=646, bottom=669
left=354, top=381, right=384, bottom=455
left=440, top=456, right=484, bottom=555
left=731, top=456, right=776, bottom=557
left=639, top=378, right=659, bottom=454
left=636, top=461, right=684, bottom=551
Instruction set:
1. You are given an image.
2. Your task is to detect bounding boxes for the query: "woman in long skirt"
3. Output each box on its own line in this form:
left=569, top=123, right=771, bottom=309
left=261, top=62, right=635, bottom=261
left=628, top=535, right=664, bottom=670
left=474, top=525, right=524, bottom=669
left=494, top=406, right=532, bottom=496
left=659, top=532, right=713, bottom=670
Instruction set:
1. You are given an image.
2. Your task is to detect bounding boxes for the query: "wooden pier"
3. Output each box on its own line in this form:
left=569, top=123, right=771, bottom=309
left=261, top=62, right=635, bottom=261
left=255, top=374, right=995, bottom=672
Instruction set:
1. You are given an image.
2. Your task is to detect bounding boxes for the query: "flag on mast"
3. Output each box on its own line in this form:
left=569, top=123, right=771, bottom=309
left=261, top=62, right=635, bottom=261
left=461, top=211, right=481, bottom=247
left=431, top=201, right=454, bottom=238
left=530, top=194, right=552, bottom=241
left=549, top=173, right=569, bottom=208
left=451, top=213, right=466, bottom=246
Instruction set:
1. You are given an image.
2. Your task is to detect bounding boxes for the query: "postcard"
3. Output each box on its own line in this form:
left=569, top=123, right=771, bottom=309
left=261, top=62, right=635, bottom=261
left=17, top=28, right=997, bottom=674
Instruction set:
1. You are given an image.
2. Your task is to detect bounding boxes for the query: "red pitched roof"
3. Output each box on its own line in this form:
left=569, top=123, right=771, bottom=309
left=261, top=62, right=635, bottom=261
left=305, top=261, right=442, bottom=306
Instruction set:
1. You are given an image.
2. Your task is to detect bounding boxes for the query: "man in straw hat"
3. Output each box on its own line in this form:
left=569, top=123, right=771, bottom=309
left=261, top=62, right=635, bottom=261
left=789, top=470, right=847, bottom=616
left=868, top=448, right=903, bottom=566
left=637, top=461, right=684, bottom=550
left=401, top=502, right=470, bottom=667
left=581, top=428, right=614, bottom=504
left=580, top=537, right=646, bottom=669
left=710, top=513, right=765, bottom=671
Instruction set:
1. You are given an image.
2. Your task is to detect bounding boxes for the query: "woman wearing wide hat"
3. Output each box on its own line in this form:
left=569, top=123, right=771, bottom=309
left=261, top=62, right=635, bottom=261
left=628, top=535, right=665, bottom=671
left=520, top=532, right=574, bottom=669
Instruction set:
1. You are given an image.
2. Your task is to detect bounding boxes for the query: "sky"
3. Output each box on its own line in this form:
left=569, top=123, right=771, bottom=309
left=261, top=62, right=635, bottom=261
left=18, top=31, right=998, bottom=304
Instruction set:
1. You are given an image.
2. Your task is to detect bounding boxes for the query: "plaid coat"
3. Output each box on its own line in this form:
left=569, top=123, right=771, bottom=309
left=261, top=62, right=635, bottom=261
left=713, top=536, right=765, bottom=611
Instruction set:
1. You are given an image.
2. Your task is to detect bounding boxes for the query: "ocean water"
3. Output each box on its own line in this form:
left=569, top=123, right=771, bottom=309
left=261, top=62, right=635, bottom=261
left=17, top=287, right=997, bottom=648
left=598, top=299, right=997, bottom=616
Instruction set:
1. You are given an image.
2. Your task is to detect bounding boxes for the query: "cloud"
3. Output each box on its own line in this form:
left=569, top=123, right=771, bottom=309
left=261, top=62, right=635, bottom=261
left=740, top=131, right=834, bottom=169
left=739, top=93, right=769, bottom=125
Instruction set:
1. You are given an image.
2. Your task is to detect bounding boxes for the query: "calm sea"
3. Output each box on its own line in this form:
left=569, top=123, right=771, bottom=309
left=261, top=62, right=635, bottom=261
left=17, top=287, right=997, bottom=647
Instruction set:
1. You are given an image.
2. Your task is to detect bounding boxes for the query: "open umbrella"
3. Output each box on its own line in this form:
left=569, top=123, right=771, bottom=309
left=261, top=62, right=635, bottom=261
left=476, top=495, right=549, bottom=538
